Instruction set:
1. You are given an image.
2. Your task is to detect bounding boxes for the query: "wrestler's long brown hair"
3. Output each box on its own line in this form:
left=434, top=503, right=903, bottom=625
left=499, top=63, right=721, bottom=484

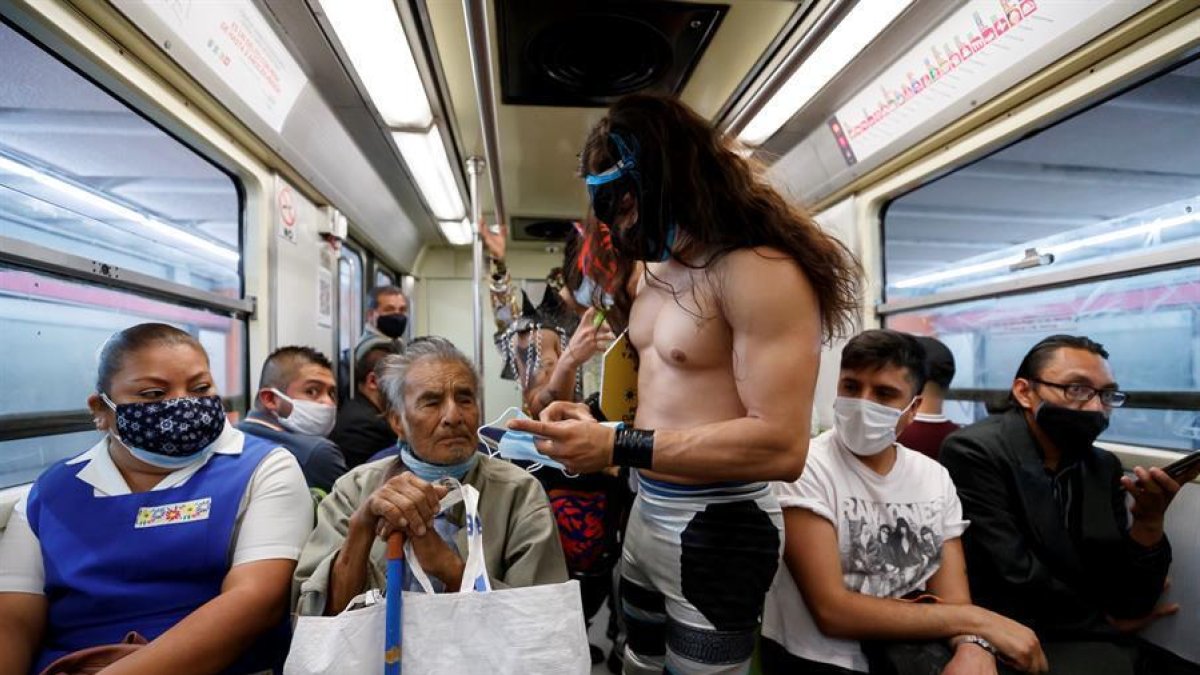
left=579, top=94, right=861, bottom=343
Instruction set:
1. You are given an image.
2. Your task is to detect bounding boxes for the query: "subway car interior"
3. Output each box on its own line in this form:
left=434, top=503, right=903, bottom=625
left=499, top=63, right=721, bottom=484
left=1, top=0, right=1199, bottom=673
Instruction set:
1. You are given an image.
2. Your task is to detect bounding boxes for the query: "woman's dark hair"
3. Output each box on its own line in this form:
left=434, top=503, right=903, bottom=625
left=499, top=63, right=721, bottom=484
left=579, top=94, right=861, bottom=342
left=96, top=323, right=207, bottom=394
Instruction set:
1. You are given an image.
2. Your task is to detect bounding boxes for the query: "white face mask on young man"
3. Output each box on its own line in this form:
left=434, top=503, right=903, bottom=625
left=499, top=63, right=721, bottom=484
left=833, top=396, right=915, bottom=457
left=270, top=388, right=337, bottom=437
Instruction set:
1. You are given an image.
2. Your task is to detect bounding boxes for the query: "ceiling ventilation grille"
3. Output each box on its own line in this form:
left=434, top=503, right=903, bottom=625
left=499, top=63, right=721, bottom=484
left=499, top=1, right=727, bottom=107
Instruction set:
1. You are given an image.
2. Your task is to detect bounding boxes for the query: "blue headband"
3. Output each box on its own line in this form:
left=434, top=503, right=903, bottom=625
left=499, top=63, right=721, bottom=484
left=585, top=132, right=640, bottom=199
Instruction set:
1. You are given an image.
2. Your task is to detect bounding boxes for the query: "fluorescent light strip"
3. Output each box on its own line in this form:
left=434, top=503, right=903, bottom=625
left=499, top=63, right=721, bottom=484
left=893, top=254, right=1024, bottom=289
left=0, top=154, right=239, bottom=264
left=739, top=0, right=913, bottom=146
left=438, top=218, right=473, bottom=246
left=321, top=0, right=432, bottom=128
left=393, top=127, right=466, bottom=221
left=894, top=212, right=1200, bottom=289
left=1046, top=212, right=1200, bottom=256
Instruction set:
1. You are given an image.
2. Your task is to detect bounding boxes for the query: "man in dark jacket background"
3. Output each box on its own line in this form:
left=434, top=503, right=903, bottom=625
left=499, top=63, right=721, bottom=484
left=941, top=334, right=1181, bottom=674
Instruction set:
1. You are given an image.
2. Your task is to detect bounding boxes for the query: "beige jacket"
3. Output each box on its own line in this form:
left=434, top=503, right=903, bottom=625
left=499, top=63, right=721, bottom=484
left=293, top=454, right=568, bottom=615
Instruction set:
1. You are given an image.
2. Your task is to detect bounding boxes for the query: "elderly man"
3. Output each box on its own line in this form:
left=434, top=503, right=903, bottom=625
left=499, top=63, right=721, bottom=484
left=294, top=337, right=568, bottom=615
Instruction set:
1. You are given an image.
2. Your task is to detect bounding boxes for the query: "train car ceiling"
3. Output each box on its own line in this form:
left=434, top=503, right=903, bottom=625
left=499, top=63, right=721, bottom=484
left=32, top=0, right=1181, bottom=267
left=108, top=0, right=428, bottom=272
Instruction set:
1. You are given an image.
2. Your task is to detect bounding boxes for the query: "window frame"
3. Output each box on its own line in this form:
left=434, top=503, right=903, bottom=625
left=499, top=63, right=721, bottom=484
left=869, top=48, right=1200, bottom=429
left=0, top=15, right=252, bottom=446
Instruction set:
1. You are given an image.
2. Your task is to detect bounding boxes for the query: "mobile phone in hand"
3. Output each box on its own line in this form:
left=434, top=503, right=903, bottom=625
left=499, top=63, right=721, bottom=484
left=1161, top=452, right=1200, bottom=484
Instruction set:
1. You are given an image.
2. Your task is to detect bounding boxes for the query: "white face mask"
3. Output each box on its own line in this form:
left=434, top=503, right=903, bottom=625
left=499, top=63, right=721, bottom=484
left=270, top=388, right=336, bottom=437
left=833, top=396, right=914, bottom=457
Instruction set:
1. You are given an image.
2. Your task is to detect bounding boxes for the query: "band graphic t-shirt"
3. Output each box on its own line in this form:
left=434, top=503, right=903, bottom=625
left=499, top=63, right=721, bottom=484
left=762, top=430, right=968, bottom=672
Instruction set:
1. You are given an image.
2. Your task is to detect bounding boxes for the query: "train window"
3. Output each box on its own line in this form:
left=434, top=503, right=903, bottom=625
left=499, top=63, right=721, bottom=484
left=339, top=245, right=364, bottom=352
left=884, top=58, right=1200, bottom=301
left=886, top=266, right=1200, bottom=451
left=0, top=266, right=247, bottom=488
left=0, top=21, right=241, bottom=295
left=880, top=56, right=1200, bottom=452
left=0, top=22, right=250, bottom=487
left=375, top=266, right=396, bottom=289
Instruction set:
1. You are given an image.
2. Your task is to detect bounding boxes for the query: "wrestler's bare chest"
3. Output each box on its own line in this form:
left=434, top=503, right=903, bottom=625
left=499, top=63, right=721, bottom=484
left=628, top=264, right=732, bottom=377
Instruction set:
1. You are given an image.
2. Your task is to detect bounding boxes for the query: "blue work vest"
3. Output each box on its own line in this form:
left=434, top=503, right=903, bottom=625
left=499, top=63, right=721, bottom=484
left=26, top=434, right=291, bottom=674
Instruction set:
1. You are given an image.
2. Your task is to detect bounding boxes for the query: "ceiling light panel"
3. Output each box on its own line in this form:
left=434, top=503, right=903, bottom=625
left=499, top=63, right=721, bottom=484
left=393, top=127, right=466, bottom=221
left=438, top=218, right=473, bottom=246
left=740, top=0, right=913, bottom=146
left=321, top=0, right=433, bottom=128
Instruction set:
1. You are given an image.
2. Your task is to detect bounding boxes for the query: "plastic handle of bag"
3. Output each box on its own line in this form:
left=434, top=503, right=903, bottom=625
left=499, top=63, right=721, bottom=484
left=403, top=479, right=493, bottom=595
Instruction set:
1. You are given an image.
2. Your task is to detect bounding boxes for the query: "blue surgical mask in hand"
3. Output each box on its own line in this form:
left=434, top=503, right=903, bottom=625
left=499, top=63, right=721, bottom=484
left=477, top=407, right=568, bottom=472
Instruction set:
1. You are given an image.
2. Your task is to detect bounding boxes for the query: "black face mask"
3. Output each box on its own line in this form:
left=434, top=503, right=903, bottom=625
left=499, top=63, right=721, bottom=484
left=1034, top=402, right=1109, bottom=455
left=376, top=313, right=408, bottom=339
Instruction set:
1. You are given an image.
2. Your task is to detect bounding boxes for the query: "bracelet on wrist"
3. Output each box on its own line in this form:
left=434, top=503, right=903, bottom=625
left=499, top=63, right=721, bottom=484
left=612, top=427, right=654, bottom=469
left=951, top=635, right=997, bottom=656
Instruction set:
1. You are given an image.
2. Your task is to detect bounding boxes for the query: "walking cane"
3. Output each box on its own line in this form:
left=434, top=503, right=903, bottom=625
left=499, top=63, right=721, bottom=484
left=385, top=532, right=404, bottom=675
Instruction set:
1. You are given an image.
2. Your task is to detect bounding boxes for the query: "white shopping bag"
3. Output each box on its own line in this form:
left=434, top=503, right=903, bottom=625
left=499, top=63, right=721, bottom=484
left=285, top=480, right=590, bottom=675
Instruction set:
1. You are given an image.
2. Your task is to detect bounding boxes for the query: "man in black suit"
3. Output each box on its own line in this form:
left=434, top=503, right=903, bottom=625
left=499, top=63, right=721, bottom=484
left=942, top=335, right=1180, bottom=674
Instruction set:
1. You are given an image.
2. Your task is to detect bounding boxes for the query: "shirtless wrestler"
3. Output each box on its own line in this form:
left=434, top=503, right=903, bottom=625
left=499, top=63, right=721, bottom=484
left=509, top=95, right=861, bottom=674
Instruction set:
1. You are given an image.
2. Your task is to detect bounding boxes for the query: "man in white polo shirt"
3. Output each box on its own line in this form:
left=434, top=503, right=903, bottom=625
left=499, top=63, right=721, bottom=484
left=761, top=330, right=1047, bottom=675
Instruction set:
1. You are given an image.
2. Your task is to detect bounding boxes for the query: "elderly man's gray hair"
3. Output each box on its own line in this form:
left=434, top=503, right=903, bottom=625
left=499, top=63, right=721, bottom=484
left=375, top=336, right=479, bottom=413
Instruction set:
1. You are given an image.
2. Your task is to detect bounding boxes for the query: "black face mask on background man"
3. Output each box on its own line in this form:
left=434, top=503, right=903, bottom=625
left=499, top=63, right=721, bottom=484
left=376, top=313, right=407, bottom=339
left=1034, top=402, right=1109, bottom=456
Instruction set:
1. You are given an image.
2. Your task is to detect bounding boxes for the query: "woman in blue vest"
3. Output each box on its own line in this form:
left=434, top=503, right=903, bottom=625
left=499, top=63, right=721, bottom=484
left=0, top=323, right=313, bottom=674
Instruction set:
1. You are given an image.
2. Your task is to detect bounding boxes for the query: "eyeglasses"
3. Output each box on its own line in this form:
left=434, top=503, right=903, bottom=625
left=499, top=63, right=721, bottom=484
left=1031, top=379, right=1127, bottom=408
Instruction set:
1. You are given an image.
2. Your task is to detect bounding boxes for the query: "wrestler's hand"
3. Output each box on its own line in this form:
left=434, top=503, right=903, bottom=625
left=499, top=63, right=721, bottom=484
left=538, top=401, right=595, bottom=423
left=506, top=418, right=616, bottom=474
left=353, top=471, right=448, bottom=539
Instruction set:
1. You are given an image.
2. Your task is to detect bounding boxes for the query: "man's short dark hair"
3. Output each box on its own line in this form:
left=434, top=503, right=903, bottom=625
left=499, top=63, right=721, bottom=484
left=1014, top=334, right=1109, bottom=381
left=257, top=346, right=333, bottom=404
left=840, top=329, right=927, bottom=398
left=356, top=342, right=398, bottom=387
left=915, top=336, right=956, bottom=391
left=368, top=285, right=405, bottom=310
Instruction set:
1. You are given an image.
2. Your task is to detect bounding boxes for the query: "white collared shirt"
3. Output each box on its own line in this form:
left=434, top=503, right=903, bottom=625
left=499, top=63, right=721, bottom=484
left=0, top=424, right=313, bottom=594
left=913, top=412, right=950, bottom=424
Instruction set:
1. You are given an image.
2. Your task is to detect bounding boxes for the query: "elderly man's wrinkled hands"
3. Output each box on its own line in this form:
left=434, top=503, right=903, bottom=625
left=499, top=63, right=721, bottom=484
left=355, top=472, right=449, bottom=539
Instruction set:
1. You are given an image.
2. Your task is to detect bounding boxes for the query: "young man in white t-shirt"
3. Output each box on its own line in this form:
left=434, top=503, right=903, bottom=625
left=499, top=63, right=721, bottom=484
left=761, top=330, right=1048, bottom=675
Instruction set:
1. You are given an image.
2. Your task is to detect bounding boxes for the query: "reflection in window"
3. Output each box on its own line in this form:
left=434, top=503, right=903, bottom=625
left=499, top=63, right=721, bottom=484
left=0, top=21, right=240, bottom=294
left=0, top=266, right=246, bottom=418
left=884, top=57, right=1200, bottom=300
left=0, top=431, right=101, bottom=489
left=886, top=266, right=1200, bottom=451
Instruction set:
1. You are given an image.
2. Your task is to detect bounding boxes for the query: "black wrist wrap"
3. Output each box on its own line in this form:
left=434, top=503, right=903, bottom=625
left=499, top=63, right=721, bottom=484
left=612, top=427, right=654, bottom=469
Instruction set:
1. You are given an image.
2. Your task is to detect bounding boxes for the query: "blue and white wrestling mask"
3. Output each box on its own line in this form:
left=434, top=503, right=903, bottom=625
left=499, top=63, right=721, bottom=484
left=585, top=131, right=675, bottom=262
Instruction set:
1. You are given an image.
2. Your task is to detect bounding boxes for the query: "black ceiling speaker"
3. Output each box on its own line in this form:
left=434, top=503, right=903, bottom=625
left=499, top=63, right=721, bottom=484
left=498, top=1, right=727, bottom=107
left=512, top=217, right=576, bottom=242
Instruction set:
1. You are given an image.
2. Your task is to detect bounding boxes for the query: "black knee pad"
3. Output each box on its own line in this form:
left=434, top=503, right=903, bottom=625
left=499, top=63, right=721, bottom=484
left=667, top=622, right=756, bottom=666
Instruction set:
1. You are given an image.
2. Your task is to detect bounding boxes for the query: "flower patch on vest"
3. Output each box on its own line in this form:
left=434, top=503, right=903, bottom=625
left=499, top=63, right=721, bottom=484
left=134, top=497, right=212, bottom=528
